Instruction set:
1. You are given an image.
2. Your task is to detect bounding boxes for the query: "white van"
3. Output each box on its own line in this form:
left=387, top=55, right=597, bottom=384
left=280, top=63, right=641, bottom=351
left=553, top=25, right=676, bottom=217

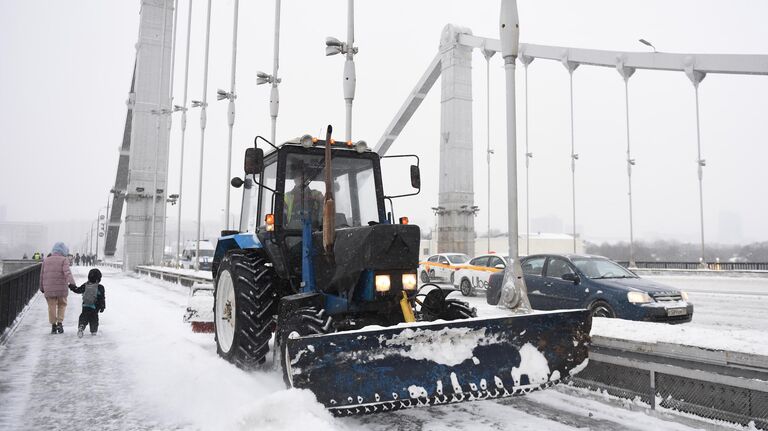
left=180, top=240, right=216, bottom=271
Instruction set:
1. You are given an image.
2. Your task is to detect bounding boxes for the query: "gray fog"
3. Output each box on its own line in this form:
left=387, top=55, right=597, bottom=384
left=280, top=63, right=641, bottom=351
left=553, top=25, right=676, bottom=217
left=1, top=0, right=766, bottom=250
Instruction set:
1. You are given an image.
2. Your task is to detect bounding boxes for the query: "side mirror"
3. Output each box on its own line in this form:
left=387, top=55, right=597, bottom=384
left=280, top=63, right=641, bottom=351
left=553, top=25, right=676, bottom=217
left=410, top=165, right=421, bottom=189
left=494, top=263, right=505, bottom=269
left=562, top=273, right=580, bottom=284
left=244, top=147, right=264, bottom=175
left=230, top=177, right=244, bottom=188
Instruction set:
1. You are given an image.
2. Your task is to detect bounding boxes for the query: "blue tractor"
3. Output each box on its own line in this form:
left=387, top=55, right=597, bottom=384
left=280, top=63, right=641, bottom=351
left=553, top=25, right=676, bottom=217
left=212, top=126, right=591, bottom=416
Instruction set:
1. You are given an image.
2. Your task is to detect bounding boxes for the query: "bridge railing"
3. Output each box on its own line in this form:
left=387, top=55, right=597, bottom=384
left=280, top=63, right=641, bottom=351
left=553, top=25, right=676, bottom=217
left=0, top=263, right=41, bottom=337
left=573, top=336, right=768, bottom=428
left=135, top=265, right=212, bottom=287
left=617, top=261, right=768, bottom=271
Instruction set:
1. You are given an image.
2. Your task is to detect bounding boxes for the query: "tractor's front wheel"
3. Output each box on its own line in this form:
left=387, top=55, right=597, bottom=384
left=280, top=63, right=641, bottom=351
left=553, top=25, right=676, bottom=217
left=214, top=250, right=278, bottom=370
left=278, top=306, right=333, bottom=387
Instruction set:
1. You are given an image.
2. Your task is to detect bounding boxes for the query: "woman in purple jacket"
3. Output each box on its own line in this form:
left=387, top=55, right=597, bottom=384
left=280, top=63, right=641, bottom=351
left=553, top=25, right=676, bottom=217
left=39, top=242, right=76, bottom=334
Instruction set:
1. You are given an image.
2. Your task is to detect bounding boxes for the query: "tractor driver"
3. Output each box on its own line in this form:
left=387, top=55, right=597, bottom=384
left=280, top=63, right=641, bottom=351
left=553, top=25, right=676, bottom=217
left=284, top=160, right=325, bottom=229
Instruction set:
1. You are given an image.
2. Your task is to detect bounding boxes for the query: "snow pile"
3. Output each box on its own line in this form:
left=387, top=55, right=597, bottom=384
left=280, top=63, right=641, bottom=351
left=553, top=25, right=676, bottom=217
left=381, top=326, right=501, bottom=366
left=236, top=389, right=347, bottom=431
left=510, top=343, right=550, bottom=386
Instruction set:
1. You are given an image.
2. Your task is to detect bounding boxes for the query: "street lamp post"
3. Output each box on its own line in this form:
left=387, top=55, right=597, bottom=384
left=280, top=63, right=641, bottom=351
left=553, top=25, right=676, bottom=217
left=216, top=0, right=240, bottom=231
left=520, top=51, right=534, bottom=255
left=325, top=0, right=357, bottom=142
left=257, top=0, right=282, bottom=146
left=95, top=206, right=108, bottom=262
left=617, top=59, right=636, bottom=267
left=500, top=0, right=520, bottom=260
left=175, top=0, right=194, bottom=268
left=684, top=66, right=707, bottom=267
left=562, top=58, right=579, bottom=253
left=482, top=47, right=495, bottom=253
left=194, top=0, right=213, bottom=271
left=89, top=221, right=95, bottom=255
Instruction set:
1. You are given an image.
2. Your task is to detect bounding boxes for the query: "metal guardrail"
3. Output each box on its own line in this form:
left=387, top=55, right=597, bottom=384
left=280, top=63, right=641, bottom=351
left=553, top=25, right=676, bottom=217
left=135, top=266, right=212, bottom=287
left=98, top=261, right=124, bottom=270
left=0, top=263, right=41, bottom=336
left=573, top=335, right=768, bottom=428
left=618, top=261, right=768, bottom=271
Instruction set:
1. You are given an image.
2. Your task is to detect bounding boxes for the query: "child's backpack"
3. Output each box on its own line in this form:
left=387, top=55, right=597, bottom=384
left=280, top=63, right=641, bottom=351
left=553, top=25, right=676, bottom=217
left=83, top=282, right=99, bottom=307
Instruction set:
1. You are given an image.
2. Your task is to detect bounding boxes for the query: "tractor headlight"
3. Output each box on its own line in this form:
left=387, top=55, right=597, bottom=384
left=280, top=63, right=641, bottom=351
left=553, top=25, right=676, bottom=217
left=627, top=291, right=653, bottom=304
left=375, top=275, right=391, bottom=292
left=680, top=291, right=689, bottom=301
left=402, top=273, right=417, bottom=290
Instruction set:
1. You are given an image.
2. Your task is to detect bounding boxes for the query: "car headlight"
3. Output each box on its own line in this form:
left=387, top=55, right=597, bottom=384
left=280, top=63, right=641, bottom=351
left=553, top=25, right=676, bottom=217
left=680, top=291, right=689, bottom=301
left=402, top=273, right=417, bottom=290
left=627, top=291, right=653, bottom=304
left=375, top=275, right=391, bottom=293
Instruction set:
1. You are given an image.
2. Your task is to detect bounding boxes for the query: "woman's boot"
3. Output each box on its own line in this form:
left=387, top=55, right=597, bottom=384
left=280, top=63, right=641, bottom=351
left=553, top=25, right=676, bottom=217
left=56, top=322, right=64, bottom=334
left=51, top=324, right=57, bottom=334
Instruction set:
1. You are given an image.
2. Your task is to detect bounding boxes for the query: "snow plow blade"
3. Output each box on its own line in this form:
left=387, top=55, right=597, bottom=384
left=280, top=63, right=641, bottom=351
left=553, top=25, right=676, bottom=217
left=285, top=309, right=592, bottom=416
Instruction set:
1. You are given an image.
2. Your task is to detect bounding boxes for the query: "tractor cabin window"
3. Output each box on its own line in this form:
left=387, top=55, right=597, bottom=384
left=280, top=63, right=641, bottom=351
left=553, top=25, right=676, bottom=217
left=282, top=153, right=379, bottom=230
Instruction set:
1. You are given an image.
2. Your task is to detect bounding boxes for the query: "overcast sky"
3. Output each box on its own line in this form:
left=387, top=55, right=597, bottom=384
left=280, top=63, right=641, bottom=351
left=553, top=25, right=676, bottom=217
left=1, top=0, right=766, bottom=246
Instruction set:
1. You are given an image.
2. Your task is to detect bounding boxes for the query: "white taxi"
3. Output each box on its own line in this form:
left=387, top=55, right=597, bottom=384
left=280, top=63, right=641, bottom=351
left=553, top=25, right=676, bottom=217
left=419, top=253, right=470, bottom=284
left=452, top=254, right=508, bottom=296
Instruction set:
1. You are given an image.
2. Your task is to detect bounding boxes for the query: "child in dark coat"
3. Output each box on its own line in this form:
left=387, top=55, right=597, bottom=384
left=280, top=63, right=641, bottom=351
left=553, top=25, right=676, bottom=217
left=69, top=268, right=106, bottom=338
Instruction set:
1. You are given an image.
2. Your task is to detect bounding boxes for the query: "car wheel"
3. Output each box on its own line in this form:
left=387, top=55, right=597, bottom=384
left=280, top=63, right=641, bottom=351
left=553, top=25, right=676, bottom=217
left=420, top=271, right=430, bottom=284
left=460, top=279, right=473, bottom=297
left=590, top=300, right=615, bottom=318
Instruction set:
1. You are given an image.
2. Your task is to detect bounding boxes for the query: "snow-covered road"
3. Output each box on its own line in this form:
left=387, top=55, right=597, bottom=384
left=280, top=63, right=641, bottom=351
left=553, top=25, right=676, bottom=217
left=0, top=268, right=750, bottom=430
left=456, top=274, right=768, bottom=356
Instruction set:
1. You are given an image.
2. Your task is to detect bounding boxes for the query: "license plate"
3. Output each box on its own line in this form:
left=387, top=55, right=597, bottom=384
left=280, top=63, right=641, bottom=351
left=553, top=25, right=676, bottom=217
left=666, top=307, right=687, bottom=317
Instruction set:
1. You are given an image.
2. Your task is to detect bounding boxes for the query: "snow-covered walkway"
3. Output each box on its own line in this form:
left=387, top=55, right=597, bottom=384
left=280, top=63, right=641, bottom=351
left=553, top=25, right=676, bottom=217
left=0, top=267, right=737, bottom=430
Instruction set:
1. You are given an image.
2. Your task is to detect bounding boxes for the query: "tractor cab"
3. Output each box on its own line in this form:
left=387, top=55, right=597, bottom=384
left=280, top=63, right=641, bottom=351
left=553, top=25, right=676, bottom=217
left=242, top=139, right=388, bottom=235
left=221, top=134, right=424, bottom=326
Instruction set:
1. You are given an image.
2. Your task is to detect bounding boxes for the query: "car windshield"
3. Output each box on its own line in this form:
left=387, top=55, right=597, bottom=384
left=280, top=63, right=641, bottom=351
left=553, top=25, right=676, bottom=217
left=282, top=153, right=380, bottom=230
left=447, top=254, right=470, bottom=264
left=572, top=258, right=637, bottom=279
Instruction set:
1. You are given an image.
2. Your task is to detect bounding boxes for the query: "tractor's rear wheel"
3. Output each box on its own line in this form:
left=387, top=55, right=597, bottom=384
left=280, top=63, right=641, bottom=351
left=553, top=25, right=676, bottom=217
left=278, top=306, right=333, bottom=387
left=214, top=250, right=278, bottom=370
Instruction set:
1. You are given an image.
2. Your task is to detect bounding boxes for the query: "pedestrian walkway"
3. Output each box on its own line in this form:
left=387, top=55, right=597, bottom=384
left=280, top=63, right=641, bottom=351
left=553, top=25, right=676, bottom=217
left=0, top=272, right=164, bottom=430
left=0, top=267, right=289, bottom=431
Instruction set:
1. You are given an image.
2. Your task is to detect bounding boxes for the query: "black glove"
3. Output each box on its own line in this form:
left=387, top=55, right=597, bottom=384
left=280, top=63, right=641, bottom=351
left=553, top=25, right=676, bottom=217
left=99, top=307, right=105, bottom=313
left=68, top=284, right=77, bottom=291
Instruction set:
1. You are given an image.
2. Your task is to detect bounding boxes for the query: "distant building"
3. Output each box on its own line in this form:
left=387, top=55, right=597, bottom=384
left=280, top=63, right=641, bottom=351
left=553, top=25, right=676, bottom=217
left=0, top=222, right=48, bottom=258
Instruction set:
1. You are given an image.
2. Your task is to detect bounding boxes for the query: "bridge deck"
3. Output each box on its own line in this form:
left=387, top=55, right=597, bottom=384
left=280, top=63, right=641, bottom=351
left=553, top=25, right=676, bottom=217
left=0, top=267, right=742, bottom=430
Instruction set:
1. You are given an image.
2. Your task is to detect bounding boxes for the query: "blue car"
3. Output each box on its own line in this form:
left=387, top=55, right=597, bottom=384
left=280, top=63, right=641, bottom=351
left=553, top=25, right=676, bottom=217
left=489, top=254, right=693, bottom=323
